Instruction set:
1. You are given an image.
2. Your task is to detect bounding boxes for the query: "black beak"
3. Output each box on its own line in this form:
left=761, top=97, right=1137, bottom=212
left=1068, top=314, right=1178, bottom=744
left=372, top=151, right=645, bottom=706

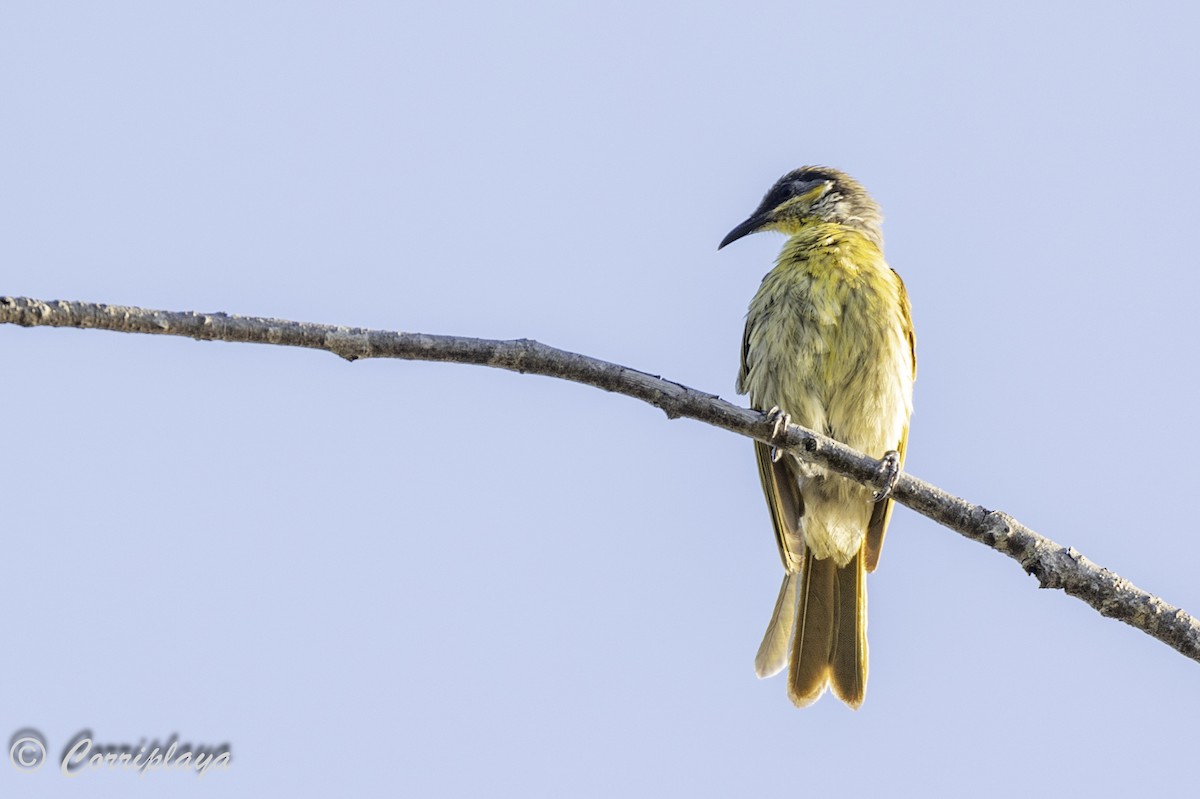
left=718, top=213, right=769, bottom=250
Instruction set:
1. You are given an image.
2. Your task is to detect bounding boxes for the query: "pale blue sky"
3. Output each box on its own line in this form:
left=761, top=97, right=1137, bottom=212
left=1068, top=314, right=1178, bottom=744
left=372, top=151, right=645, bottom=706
left=3, top=2, right=1199, bottom=796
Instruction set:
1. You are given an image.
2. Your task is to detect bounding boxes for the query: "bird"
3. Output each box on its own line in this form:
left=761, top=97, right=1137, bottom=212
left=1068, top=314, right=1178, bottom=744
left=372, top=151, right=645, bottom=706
left=718, top=166, right=915, bottom=708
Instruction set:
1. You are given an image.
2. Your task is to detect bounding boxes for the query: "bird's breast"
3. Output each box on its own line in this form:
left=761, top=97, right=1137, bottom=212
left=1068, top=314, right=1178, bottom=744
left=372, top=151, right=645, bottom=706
left=740, top=236, right=913, bottom=458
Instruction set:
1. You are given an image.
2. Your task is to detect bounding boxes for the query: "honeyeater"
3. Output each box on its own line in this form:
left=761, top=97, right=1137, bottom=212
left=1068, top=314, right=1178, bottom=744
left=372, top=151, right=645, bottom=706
left=719, top=166, right=915, bottom=708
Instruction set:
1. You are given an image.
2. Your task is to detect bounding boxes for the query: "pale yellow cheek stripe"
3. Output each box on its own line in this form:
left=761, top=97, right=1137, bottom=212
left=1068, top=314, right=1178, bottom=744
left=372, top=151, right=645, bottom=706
left=770, top=187, right=834, bottom=235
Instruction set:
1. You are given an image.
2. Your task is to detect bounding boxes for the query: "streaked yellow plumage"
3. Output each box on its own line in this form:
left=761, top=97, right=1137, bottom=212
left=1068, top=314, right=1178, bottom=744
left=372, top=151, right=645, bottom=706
left=720, top=167, right=915, bottom=708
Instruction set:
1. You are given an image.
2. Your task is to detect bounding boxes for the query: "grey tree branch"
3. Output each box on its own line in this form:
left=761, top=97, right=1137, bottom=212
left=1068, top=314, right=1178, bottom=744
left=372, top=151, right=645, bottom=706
left=3, top=295, right=1197, bottom=662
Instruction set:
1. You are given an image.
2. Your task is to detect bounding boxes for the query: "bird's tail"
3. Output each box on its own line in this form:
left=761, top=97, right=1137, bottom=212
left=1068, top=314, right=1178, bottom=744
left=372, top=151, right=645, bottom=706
left=756, top=546, right=868, bottom=708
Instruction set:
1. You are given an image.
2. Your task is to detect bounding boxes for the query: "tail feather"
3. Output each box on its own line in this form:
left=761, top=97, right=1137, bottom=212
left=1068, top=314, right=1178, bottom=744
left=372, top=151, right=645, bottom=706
left=829, top=548, right=868, bottom=708
left=755, top=572, right=798, bottom=678
left=788, top=548, right=837, bottom=707
left=761, top=545, right=867, bottom=709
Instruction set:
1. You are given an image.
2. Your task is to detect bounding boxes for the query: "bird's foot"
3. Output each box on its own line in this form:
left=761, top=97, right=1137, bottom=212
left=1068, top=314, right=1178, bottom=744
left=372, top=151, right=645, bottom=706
left=765, top=406, right=792, bottom=463
left=872, top=450, right=902, bottom=502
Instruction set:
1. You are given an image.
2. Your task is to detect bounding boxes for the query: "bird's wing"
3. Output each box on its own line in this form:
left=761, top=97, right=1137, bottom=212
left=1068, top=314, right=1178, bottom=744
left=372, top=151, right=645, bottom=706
left=741, top=316, right=806, bottom=571
left=900, top=272, right=917, bottom=383
left=737, top=314, right=752, bottom=395
left=754, top=440, right=805, bottom=571
left=864, top=274, right=917, bottom=573
left=864, top=424, right=906, bottom=572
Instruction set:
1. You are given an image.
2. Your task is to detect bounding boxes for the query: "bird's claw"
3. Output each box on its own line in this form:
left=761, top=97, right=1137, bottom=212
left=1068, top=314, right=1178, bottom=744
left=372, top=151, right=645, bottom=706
left=872, top=450, right=902, bottom=502
left=765, top=406, right=792, bottom=463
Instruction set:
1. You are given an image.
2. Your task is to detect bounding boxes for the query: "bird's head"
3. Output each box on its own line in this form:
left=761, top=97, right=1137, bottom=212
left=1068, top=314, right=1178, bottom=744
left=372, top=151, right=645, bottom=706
left=718, top=166, right=882, bottom=250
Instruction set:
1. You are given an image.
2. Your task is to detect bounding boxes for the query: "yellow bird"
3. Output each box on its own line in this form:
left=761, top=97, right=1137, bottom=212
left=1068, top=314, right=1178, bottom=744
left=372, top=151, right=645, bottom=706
left=719, top=167, right=915, bottom=708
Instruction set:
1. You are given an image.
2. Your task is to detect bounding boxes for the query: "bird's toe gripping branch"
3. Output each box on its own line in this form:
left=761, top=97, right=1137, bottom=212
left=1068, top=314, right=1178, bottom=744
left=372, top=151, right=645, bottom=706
left=872, top=450, right=902, bottom=502
left=765, top=406, right=792, bottom=463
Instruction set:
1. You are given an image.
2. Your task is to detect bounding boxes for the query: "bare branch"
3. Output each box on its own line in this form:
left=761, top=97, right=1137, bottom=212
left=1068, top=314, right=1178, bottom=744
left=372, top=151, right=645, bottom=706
left=3, top=295, right=1198, bottom=662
